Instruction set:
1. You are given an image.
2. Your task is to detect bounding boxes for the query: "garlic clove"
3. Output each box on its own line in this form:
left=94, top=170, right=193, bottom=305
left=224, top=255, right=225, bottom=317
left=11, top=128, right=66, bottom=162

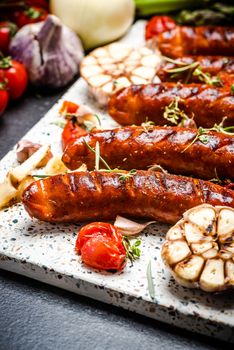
left=200, top=259, right=225, bottom=292
left=166, top=224, right=183, bottom=240
left=217, top=208, right=234, bottom=241
left=162, top=240, right=191, bottom=266
left=174, top=255, right=204, bottom=283
left=184, top=205, right=216, bottom=234
left=225, top=260, right=234, bottom=285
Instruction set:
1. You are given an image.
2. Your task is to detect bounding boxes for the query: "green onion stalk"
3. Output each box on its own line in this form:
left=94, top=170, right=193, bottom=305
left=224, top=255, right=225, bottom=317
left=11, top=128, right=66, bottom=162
left=134, top=0, right=204, bottom=16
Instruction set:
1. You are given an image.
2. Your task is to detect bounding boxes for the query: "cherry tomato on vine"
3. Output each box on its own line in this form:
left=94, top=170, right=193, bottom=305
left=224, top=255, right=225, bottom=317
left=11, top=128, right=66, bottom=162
left=62, top=119, right=87, bottom=150
left=13, top=6, right=48, bottom=28
left=0, top=22, right=17, bottom=54
left=0, top=82, right=9, bottom=115
left=145, top=16, right=176, bottom=40
left=0, top=57, right=28, bottom=100
left=76, top=222, right=126, bottom=271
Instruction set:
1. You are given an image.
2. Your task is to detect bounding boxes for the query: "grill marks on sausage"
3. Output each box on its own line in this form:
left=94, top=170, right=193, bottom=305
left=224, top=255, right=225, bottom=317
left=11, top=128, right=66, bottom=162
left=62, top=126, right=234, bottom=180
left=22, top=171, right=234, bottom=224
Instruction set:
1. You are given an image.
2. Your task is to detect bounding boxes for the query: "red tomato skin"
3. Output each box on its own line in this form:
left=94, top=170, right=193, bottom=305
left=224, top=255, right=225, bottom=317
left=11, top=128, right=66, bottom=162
left=0, top=27, right=11, bottom=54
left=59, top=101, right=79, bottom=116
left=145, top=16, right=176, bottom=40
left=14, top=6, right=48, bottom=28
left=76, top=222, right=126, bottom=271
left=0, top=89, right=9, bottom=115
left=1, top=61, right=28, bottom=100
left=62, top=120, right=87, bottom=150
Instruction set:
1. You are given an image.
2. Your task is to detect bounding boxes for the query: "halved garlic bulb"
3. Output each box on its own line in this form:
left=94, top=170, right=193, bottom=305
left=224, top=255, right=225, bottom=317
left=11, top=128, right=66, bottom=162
left=161, top=204, right=234, bottom=292
left=80, top=43, right=161, bottom=106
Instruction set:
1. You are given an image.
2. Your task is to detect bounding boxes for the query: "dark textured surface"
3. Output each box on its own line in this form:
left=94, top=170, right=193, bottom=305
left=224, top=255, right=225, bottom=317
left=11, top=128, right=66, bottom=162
left=0, top=87, right=230, bottom=350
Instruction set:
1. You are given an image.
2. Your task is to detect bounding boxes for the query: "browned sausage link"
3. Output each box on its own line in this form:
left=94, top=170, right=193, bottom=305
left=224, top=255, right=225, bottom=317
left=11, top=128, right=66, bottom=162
left=108, top=83, right=234, bottom=128
left=22, top=171, right=234, bottom=224
left=157, top=56, right=234, bottom=83
left=62, top=126, right=234, bottom=180
left=156, top=26, right=234, bottom=58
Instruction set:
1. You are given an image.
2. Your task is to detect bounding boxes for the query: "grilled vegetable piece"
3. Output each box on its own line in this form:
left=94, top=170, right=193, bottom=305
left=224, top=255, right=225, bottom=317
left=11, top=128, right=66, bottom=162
left=154, top=26, right=234, bottom=58
left=162, top=204, right=234, bottom=292
left=157, top=56, right=234, bottom=84
left=22, top=170, right=234, bottom=224
left=62, top=125, right=234, bottom=180
left=108, top=83, right=234, bottom=128
left=80, top=43, right=161, bottom=106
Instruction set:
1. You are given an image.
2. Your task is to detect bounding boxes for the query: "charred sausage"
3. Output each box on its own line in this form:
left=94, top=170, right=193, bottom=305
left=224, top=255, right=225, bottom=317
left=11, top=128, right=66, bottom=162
left=155, top=26, right=234, bottom=57
left=157, top=56, right=234, bottom=84
left=108, top=83, right=234, bottom=128
left=22, top=171, right=234, bottom=225
left=62, top=126, right=234, bottom=180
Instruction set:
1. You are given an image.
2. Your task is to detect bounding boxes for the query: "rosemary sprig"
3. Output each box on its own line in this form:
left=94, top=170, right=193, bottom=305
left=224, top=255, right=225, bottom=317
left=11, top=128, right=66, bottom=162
left=123, top=237, right=141, bottom=266
left=147, top=260, right=155, bottom=301
left=163, top=97, right=190, bottom=125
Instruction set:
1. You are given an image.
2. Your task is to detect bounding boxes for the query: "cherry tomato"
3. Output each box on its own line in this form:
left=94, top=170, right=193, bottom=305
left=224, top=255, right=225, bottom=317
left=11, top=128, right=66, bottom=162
left=62, top=119, right=87, bottom=150
left=76, top=222, right=126, bottom=271
left=14, top=6, right=48, bottom=28
left=0, top=82, right=9, bottom=115
left=59, top=100, right=79, bottom=116
left=0, top=22, right=17, bottom=54
left=0, top=57, right=28, bottom=100
left=145, top=16, right=176, bottom=40
left=25, top=0, right=49, bottom=10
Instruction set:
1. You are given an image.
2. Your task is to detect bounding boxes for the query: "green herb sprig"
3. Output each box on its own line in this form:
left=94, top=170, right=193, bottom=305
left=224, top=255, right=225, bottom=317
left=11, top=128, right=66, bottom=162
left=163, top=56, right=223, bottom=87
left=123, top=237, right=141, bottom=266
left=163, top=97, right=190, bottom=126
left=182, top=118, right=234, bottom=152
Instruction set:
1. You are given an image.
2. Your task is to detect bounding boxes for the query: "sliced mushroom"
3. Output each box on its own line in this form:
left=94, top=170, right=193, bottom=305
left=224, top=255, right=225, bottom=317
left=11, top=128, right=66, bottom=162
left=161, top=204, right=234, bottom=292
left=80, top=43, right=161, bottom=106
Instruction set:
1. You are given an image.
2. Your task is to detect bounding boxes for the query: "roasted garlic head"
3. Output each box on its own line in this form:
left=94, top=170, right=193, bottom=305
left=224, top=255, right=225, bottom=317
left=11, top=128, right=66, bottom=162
left=161, top=204, right=234, bottom=292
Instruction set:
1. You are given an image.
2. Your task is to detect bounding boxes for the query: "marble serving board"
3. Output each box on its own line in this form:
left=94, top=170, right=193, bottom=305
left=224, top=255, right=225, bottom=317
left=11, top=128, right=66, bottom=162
left=0, top=21, right=233, bottom=343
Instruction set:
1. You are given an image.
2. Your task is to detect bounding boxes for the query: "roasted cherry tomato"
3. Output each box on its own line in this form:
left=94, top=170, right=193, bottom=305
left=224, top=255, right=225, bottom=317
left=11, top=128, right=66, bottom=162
left=62, top=119, right=87, bottom=150
left=13, top=6, right=48, bottom=28
left=0, top=22, right=17, bottom=55
left=59, top=100, right=79, bottom=116
left=145, top=16, right=176, bottom=40
left=0, top=57, right=28, bottom=100
left=0, top=82, right=9, bottom=115
left=76, top=222, right=126, bottom=271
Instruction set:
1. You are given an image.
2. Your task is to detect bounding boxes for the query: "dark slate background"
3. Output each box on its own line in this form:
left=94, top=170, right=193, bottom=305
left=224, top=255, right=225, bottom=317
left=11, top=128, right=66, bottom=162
left=0, top=87, right=231, bottom=350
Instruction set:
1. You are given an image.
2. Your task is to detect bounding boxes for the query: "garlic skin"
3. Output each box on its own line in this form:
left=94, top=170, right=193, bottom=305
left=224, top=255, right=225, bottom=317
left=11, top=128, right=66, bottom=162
left=10, top=15, right=84, bottom=88
left=161, top=204, right=234, bottom=292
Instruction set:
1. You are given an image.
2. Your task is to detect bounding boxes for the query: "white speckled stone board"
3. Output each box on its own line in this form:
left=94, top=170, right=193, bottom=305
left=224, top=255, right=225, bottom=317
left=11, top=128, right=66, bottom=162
left=0, top=21, right=233, bottom=343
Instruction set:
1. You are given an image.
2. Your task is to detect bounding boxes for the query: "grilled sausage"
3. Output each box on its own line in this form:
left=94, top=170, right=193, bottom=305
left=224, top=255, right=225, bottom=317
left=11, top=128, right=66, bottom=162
left=22, top=171, right=234, bottom=224
left=157, top=56, right=234, bottom=84
left=156, top=26, right=234, bottom=57
left=108, top=83, right=234, bottom=128
left=62, top=126, right=234, bottom=180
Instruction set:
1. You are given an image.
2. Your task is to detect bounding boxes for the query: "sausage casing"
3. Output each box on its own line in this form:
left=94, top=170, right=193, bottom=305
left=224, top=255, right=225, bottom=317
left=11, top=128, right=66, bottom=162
left=22, top=171, right=234, bottom=225
left=62, top=126, right=234, bottom=180
left=108, top=83, right=234, bottom=128
left=157, top=56, right=234, bottom=83
left=156, top=26, right=234, bottom=57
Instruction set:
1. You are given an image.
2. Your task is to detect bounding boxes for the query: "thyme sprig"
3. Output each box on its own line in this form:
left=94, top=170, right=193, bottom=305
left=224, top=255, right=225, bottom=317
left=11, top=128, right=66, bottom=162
left=182, top=118, right=234, bottom=152
left=163, top=97, right=190, bottom=125
left=163, top=56, right=223, bottom=86
left=119, top=169, right=137, bottom=182
left=141, top=119, right=155, bottom=132
left=123, top=237, right=141, bottom=266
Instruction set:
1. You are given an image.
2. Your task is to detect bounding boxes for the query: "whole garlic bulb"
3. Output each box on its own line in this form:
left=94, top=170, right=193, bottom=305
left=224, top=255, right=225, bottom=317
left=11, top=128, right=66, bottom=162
left=10, top=15, right=84, bottom=88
